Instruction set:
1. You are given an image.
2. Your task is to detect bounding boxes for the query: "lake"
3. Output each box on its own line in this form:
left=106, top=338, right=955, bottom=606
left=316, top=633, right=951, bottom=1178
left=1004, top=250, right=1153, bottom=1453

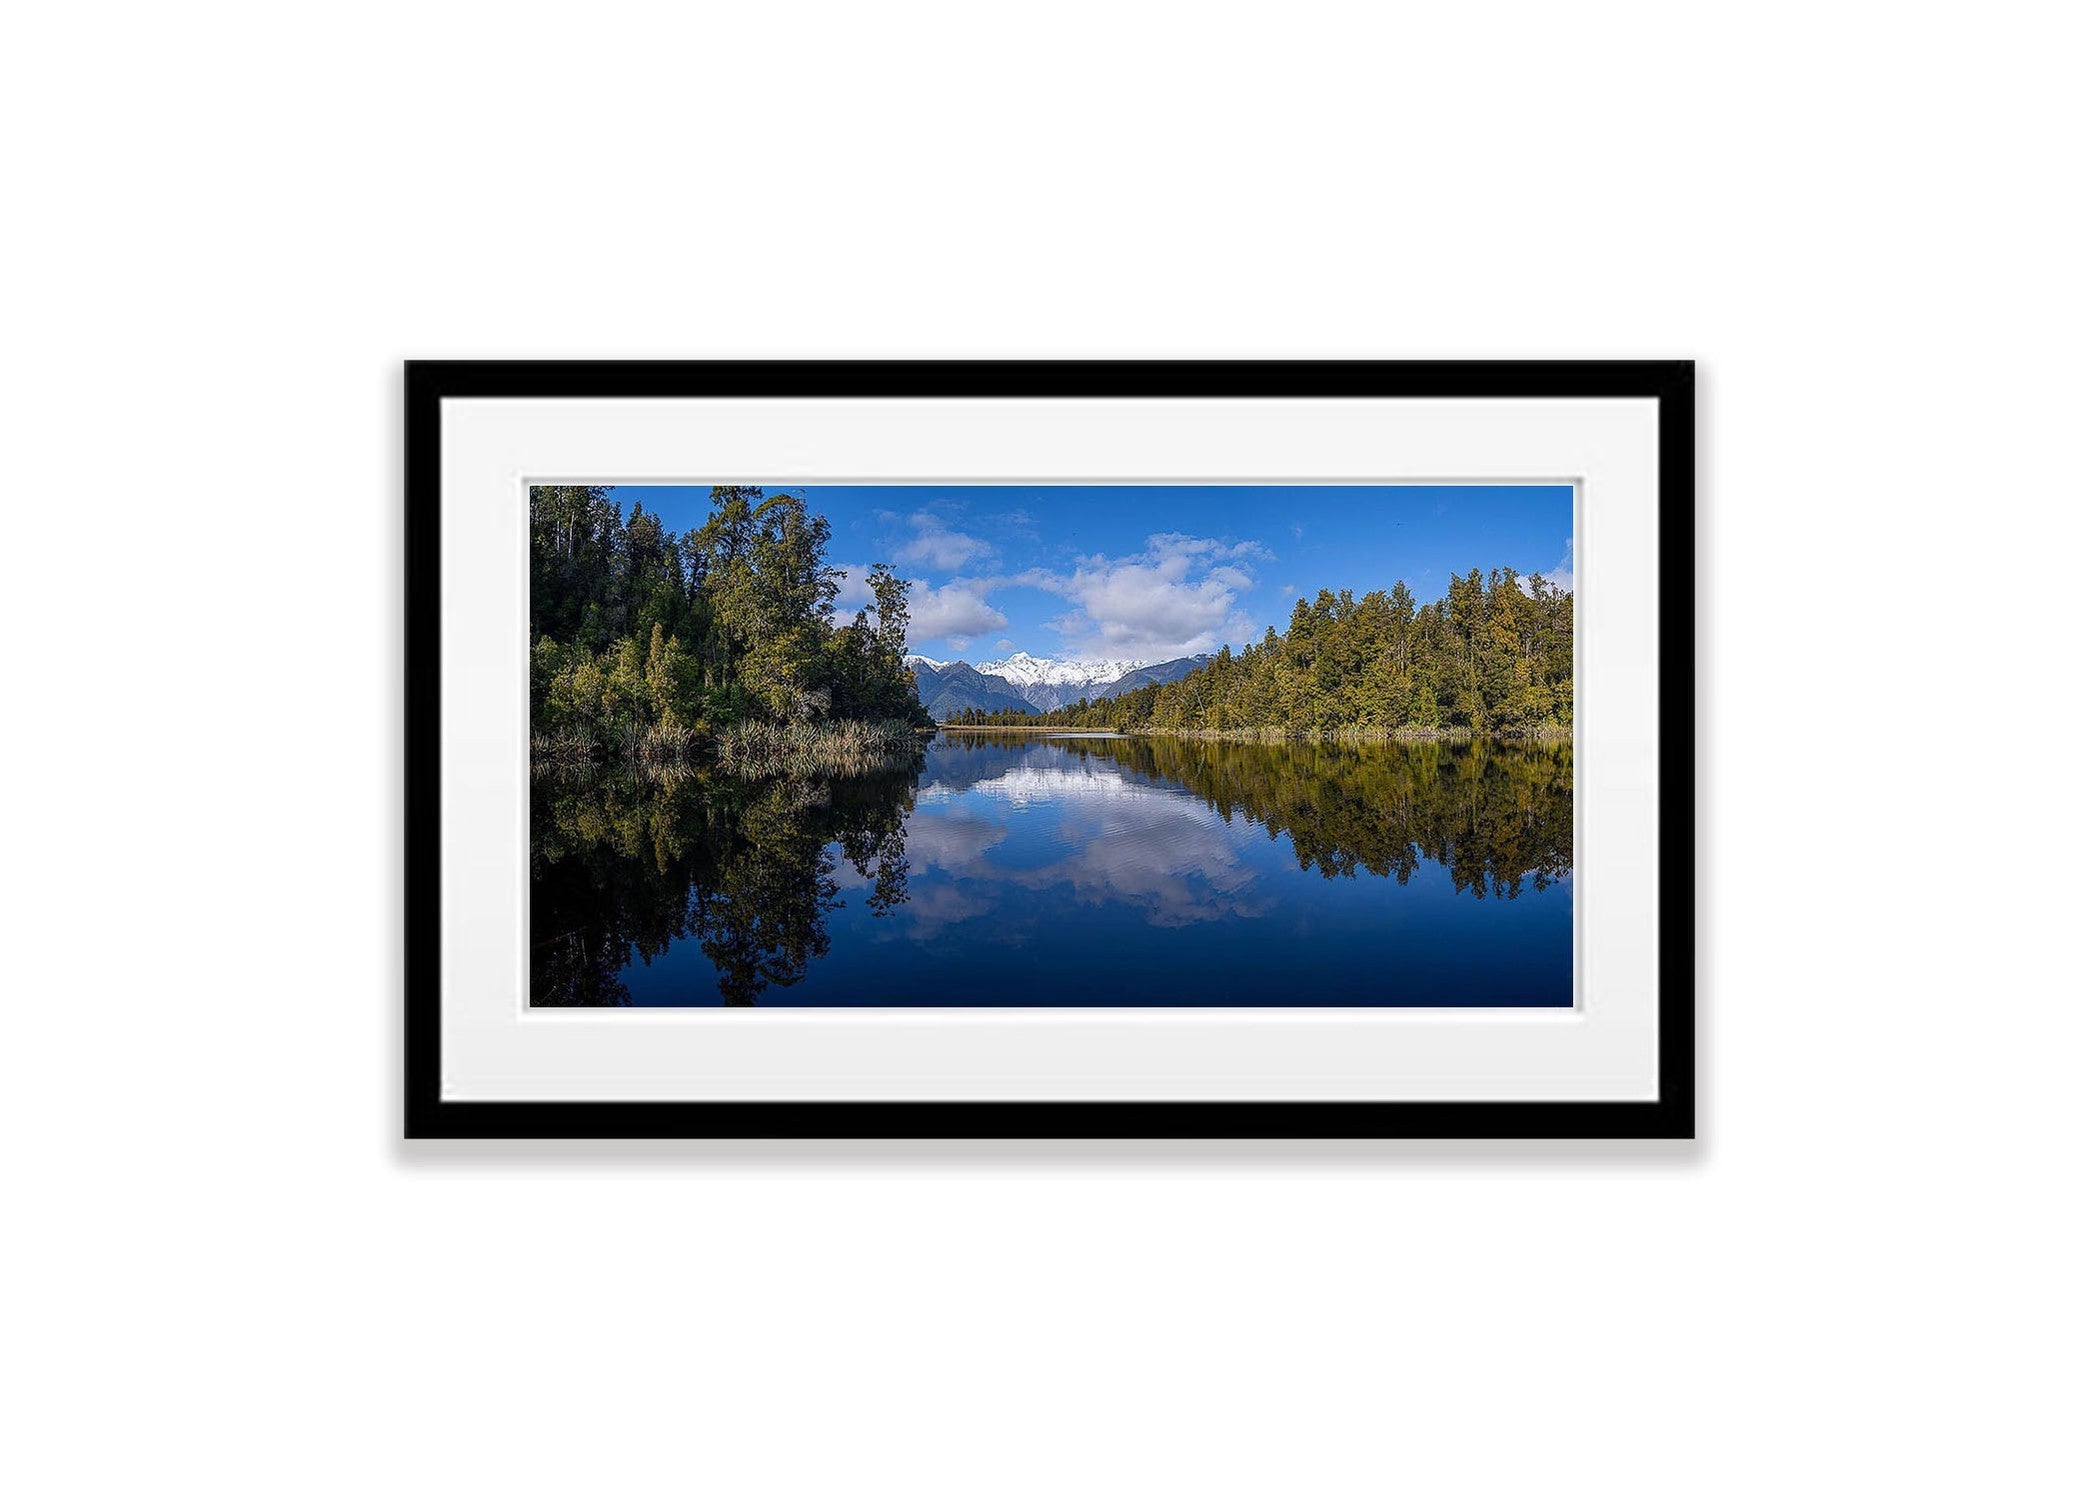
left=531, top=732, right=1573, bottom=1007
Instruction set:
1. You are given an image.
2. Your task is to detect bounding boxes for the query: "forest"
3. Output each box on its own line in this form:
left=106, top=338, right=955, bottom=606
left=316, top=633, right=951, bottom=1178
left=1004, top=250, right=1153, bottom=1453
left=943, top=568, right=1573, bottom=736
left=529, top=486, right=930, bottom=773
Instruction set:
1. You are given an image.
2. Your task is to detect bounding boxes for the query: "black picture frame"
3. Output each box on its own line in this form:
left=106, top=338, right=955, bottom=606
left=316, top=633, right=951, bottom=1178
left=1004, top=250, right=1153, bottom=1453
left=406, top=360, right=1694, bottom=1140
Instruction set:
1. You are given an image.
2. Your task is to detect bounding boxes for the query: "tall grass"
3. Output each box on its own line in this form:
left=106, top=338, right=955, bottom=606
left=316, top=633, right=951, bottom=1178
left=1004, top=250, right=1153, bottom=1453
left=714, top=719, right=925, bottom=779
left=619, top=723, right=705, bottom=772
left=531, top=723, right=706, bottom=780
left=530, top=727, right=599, bottom=777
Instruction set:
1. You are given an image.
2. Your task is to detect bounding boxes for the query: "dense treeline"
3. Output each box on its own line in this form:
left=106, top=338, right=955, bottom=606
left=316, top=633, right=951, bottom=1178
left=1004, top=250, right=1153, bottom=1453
left=950, top=569, right=1572, bottom=735
left=529, top=485, right=930, bottom=765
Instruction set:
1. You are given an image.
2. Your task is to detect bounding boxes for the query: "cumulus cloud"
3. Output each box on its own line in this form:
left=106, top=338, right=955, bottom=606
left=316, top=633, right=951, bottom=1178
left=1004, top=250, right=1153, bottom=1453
left=828, top=562, right=876, bottom=627
left=833, top=560, right=1006, bottom=647
left=1009, top=533, right=1265, bottom=660
left=834, top=563, right=875, bottom=603
left=1528, top=537, right=1575, bottom=596
left=907, top=576, right=1008, bottom=651
left=1145, top=532, right=1274, bottom=566
left=892, top=510, right=998, bottom=571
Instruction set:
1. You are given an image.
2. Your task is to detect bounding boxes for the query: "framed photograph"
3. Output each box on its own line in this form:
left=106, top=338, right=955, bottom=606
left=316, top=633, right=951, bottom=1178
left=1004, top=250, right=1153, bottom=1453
left=406, top=361, right=1693, bottom=1138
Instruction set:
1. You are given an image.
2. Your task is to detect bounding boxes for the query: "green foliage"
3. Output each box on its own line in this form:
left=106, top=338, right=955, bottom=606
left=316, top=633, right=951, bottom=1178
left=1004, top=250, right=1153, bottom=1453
left=948, top=568, right=1573, bottom=737
left=528, top=486, right=932, bottom=756
left=823, top=563, right=923, bottom=723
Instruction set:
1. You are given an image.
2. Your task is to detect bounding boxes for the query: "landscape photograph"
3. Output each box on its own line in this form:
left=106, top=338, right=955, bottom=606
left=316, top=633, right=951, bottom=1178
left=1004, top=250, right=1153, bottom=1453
left=529, top=483, right=1575, bottom=1007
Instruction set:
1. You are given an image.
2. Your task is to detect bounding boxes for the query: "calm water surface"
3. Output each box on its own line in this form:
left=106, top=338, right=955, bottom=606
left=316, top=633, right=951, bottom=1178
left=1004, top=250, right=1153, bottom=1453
left=531, top=731, right=1573, bottom=1007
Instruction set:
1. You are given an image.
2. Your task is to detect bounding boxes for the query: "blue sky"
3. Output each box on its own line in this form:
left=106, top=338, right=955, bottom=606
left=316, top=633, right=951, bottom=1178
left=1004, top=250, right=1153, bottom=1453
left=608, top=484, right=1572, bottom=664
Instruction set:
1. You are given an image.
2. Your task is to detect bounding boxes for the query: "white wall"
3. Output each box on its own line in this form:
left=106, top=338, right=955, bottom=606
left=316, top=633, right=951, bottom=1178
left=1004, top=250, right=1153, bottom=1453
left=7, top=4, right=2092, bottom=1496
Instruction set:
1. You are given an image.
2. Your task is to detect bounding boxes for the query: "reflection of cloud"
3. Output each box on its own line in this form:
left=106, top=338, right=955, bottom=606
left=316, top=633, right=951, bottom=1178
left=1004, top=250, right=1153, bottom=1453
left=964, top=762, right=1168, bottom=809
left=900, top=881, right=997, bottom=941
left=903, top=755, right=1275, bottom=930
left=905, top=810, right=1008, bottom=876
left=891, top=809, right=1010, bottom=940
left=1014, top=799, right=1272, bottom=928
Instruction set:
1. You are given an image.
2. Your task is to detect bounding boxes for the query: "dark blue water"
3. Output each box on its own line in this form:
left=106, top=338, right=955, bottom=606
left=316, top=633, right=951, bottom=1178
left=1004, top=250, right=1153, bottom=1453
left=531, top=732, right=1573, bottom=1007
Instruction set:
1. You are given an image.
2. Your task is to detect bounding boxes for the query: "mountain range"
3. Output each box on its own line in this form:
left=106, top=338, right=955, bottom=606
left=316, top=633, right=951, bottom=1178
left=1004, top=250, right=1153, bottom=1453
left=907, top=651, right=1211, bottom=718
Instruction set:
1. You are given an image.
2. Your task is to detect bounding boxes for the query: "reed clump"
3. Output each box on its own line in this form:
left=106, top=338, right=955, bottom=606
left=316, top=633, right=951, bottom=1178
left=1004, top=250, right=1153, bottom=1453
left=619, top=723, right=705, bottom=772
left=530, top=727, right=599, bottom=778
left=714, top=719, right=925, bottom=779
left=532, top=723, right=708, bottom=781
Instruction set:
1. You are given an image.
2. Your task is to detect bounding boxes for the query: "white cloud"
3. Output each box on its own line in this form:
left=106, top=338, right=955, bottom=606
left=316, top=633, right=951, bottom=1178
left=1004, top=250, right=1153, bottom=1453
left=834, top=560, right=874, bottom=600
left=907, top=576, right=1008, bottom=651
left=1529, top=537, right=1574, bottom=596
left=828, top=562, right=875, bottom=628
left=1145, top=532, right=1274, bottom=565
left=892, top=510, right=998, bottom=571
left=1009, top=533, right=1265, bottom=660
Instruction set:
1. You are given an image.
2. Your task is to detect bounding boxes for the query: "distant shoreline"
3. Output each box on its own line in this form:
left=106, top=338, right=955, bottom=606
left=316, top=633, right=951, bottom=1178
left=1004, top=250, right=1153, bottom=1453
left=936, top=724, right=1572, bottom=744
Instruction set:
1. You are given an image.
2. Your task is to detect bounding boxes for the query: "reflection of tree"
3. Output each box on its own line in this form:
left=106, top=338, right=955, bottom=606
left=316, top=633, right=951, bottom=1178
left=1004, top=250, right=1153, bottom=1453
left=535, top=735, right=1571, bottom=1007
left=1024, top=736, right=1572, bottom=899
left=531, top=762, right=918, bottom=1006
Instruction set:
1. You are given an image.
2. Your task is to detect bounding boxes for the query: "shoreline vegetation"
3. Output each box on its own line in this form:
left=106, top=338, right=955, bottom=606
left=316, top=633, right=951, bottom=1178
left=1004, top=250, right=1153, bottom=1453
left=532, top=719, right=927, bottom=781
left=714, top=718, right=925, bottom=778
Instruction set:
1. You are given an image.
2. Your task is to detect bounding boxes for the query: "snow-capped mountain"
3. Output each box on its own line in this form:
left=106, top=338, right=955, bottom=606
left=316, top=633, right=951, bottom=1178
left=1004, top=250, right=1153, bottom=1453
left=906, top=657, right=1039, bottom=720
left=975, top=651, right=1145, bottom=689
left=906, top=651, right=1211, bottom=716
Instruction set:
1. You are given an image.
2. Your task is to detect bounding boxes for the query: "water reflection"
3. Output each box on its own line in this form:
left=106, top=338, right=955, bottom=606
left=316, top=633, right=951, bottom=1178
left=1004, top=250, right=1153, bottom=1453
left=1042, top=735, right=1573, bottom=899
left=531, top=765, right=917, bottom=1007
left=913, top=751, right=1274, bottom=929
left=530, top=733, right=1573, bottom=1006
